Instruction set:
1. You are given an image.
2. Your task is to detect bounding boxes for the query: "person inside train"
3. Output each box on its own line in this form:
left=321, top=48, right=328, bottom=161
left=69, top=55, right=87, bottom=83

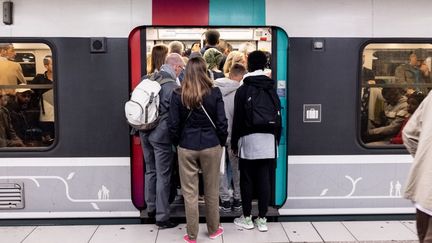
left=262, top=50, right=272, bottom=77
left=0, top=43, right=26, bottom=95
left=395, top=51, right=420, bottom=94
left=203, top=48, right=225, bottom=80
left=217, top=39, right=233, bottom=71
left=189, top=42, right=202, bottom=58
left=360, top=54, right=376, bottom=140
left=418, top=58, right=431, bottom=93
left=402, top=90, right=432, bottom=242
left=361, top=54, right=375, bottom=85
left=0, top=94, right=24, bottom=147
left=366, top=87, right=408, bottom=144
left=30, top=55, right=54, bottom=145
left=201, top=29, right=220, bottom=55
left=214, top=63, right=247, bottom=213
left=168, top=57, right=227, bottom=243
left=390, top=91, right=425, bottom=144
left=186, top=42, right=201, bottom=58
left=238, top=42, right=256, bottom=59
left=146, top=54, right=152, bottom=75
left=168, top=41, right=184, bottom=56
left=139, top=53, right=184, bottom=229
left=183, top=46, right=191, bottom=58
left=218, top=39, right=232, bottom=56
left=231, top=51, right=282, bottom=232
left=147, top=44, right=169, bottom=75
left=222, top=51, right=247, bottom=77
left=5, top=86, right=40, bottom=145
left=1, top=42, right=17, bottom=61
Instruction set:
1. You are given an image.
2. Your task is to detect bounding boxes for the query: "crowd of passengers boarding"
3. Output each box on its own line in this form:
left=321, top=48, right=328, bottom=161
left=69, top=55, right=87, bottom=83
left=361, top=51, right=429, bottom=145
left=0, top=43, right=54, bottom=147
left=128, top=29, right=281, bottom=243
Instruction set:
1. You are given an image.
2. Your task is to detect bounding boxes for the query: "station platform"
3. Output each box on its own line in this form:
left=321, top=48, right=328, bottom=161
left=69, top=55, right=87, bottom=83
left=1, top=220, right=419, bottom=243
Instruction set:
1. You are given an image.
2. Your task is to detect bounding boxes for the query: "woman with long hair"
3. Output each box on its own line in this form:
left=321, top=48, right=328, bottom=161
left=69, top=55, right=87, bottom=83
left=147, top=44, right=169, bottom=74
left=168, top=57, right=228, bottom=243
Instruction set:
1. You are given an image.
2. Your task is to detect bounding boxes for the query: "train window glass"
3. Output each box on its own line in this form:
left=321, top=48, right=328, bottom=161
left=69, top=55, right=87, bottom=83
left=15, top=53, right=36, bottom=77
left=0, top=43, right=55, bottom=149
left=360, top=43, right=432, bottom=147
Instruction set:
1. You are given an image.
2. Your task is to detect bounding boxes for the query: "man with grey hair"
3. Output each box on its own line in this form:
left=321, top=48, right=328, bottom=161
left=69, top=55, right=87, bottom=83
left=139, top=53, right=184, bottom=229
left=0, top=43, right=26, bottom=94
left=0, top=43, right=16, bottom=61
left=168, top=41, right=184, bottom=55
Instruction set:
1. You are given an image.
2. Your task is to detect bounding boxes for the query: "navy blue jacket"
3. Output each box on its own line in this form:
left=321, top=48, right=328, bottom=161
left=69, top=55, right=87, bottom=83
left=168, top=87, right=228, bottom=150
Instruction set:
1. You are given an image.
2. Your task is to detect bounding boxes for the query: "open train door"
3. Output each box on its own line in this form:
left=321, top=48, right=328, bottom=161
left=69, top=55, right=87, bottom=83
left=129, top=27, right=146, bottom=210
left=128, top=26, right=288, bottom=215
left=271, top=27, right=288, bottom=208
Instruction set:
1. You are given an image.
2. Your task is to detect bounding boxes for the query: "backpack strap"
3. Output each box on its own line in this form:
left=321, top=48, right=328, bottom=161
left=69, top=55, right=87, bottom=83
left=158, top=77, right=175, bottom=86
left=246, top=83, right=280, bottom=111
left=155, top=76, right=176, bottom=117
left=147, top=72, right=175, bottom=86
left=265, top=88, right=281, bottom=111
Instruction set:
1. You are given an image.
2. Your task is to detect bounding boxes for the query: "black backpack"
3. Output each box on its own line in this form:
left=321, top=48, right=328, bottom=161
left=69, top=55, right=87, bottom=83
left=244, top=84, right=281, bottom=129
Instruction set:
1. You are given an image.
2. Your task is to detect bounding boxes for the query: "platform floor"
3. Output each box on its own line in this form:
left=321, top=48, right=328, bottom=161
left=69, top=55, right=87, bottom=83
left=1, top=220, right=419, bottom=243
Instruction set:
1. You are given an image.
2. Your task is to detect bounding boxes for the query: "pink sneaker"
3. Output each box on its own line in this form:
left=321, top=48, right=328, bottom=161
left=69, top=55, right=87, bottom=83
left=209, top=226, right=224, bottom=239
left=183, top=234, right=196, bottom=243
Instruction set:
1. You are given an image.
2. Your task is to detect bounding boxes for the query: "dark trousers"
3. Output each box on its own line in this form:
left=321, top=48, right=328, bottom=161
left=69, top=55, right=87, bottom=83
left=239, top=158, right=272, bottom=218
left=140, top=133, right=174, bottom=222
left=417, top=209, right=432, bottom=243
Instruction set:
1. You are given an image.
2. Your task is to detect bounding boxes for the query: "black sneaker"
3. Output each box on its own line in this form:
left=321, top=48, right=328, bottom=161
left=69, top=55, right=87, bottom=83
left=219, top=200, right=232, bottom=213
left=156, top=219, right=178, bottom=229
left=148, top=210, right=156, bottom=219
left=232, top=199, right=242, bottom=211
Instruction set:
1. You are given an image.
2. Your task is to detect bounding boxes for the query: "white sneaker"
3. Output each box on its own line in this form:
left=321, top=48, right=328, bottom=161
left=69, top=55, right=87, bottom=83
left=254, top=217, right=268, bottom=232
left=234, top=215, right=254, bottom=230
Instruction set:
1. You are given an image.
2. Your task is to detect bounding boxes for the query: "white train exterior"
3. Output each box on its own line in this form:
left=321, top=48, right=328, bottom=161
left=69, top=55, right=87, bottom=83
left=0, top=0, right=429, bottom=219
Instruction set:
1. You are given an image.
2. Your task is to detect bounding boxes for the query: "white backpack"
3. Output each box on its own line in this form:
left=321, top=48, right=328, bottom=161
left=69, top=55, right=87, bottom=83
left=125, top=77, right=171, bottom=131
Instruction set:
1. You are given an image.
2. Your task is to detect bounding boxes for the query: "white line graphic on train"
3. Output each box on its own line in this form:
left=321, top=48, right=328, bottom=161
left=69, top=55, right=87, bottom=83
left=0, top=173, right=130, bottom=210
left=289, top=175, right=404, bottom=200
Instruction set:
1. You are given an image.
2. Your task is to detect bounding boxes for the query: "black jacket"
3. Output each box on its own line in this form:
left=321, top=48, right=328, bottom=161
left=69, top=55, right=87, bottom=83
left=168, top=87, right=228, bottom=150
left=231, top=75, right=282, bottom=151
left=5, top=96, right=39, bottom=142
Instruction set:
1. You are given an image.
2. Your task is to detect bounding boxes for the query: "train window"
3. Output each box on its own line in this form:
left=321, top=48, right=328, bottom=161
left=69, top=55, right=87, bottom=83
left=0, top=43, right=55, bottom=149
left=360, top=43, right=432, bottom=147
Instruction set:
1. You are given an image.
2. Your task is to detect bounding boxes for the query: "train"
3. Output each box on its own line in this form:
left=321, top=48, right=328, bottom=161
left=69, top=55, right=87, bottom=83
left=0, top=0, right=428, bottom=220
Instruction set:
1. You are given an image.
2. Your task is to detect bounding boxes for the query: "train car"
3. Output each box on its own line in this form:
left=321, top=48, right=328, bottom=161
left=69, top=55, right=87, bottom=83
left=0, top=0, right=429, bottom=221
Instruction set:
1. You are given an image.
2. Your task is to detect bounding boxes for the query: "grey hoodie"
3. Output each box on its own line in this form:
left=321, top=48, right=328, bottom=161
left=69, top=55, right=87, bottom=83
left=214, top=77, right=241, bottom=144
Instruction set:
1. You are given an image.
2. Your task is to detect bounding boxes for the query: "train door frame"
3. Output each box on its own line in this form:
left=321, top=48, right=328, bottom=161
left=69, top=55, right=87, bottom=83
left=128, top=25, right=289, bottom=212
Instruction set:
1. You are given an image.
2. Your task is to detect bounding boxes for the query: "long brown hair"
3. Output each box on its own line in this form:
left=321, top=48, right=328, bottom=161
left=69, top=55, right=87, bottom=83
left=181, top=57, right=213, bottom=109
left=149, top=44, right=168, bottom=74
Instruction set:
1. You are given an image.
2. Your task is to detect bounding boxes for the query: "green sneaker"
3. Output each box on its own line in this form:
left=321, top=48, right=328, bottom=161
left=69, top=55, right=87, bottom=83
left=254, top=217, right=268, bottom=232
left=234, top=215, right=254, bottom=230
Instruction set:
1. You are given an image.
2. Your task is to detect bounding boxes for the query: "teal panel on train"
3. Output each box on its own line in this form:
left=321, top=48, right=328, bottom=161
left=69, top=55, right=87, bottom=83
left=209, top=0, right=265, bottom=25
